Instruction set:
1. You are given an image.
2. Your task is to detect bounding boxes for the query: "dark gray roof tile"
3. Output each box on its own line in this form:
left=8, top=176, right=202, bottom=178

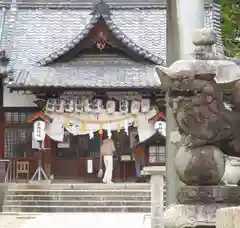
left=0, top=1, right=225, bottom=89
left=37, top=9, right=164, bottom=66
left=10, top=57, right=161, bottom=88
left=1, top=4, right=223, bottom=68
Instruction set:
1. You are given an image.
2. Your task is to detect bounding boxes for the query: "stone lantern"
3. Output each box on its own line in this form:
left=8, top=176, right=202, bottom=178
left=156, top=28, right=240, bottom=228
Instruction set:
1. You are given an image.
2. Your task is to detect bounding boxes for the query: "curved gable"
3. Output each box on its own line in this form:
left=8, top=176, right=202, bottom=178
left=37, top=1, right=164, bottom=66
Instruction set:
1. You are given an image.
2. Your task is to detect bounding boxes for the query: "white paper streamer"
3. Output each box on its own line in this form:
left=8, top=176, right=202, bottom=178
left=89, top=128, right=94, bottom=139
left=107, top=123, right=112, bottom=138
left=124, top=119, right=129, bottom=135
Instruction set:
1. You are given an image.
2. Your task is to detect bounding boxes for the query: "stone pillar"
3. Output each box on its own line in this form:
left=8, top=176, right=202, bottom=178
left=142, top=166, right=166, bottom=228
left=177, top=0, right=205, bottom=58
left=165, top=0, right=205, bottom=205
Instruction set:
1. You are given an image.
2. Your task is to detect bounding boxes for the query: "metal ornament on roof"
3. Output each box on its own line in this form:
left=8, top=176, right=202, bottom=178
left=96, top=32, right=106, bottom=51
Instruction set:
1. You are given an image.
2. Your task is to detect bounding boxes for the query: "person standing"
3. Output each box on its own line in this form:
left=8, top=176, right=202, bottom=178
left=133, top=135, right=145, bottom=182
left=100, top=132, right=116, bottom=184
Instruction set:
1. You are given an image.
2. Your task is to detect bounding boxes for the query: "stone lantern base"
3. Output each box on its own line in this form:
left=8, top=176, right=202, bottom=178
left=164, top=186, right=240, bottom=228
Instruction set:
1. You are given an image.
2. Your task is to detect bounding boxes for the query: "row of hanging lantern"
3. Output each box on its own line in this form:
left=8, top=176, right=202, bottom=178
left=45, top=98, right=151, bottom=114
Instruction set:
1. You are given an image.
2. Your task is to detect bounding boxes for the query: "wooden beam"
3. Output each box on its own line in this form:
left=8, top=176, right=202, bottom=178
left=27, top=111, right=52, bottom=123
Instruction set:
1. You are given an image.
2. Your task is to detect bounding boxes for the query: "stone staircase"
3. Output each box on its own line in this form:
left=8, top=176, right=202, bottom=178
left=2, top=183, right=160, bottom=213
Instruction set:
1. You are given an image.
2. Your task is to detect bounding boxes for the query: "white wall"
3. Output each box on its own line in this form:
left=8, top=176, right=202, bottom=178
left=3, top=86, right=37, bottom=107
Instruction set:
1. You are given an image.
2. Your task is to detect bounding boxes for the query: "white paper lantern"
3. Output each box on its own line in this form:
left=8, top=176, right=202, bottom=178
left=119, top=100, right=129, bottom=113
left=33, top=120, right=46, bottom=142
left=124, top=119, right=129, bottom=135
left=107, top=123, right=112, bottom=138
left=83, top=99, right=90, bottom=112
left=75, top=99, right=84, bottom=113
left=64, top=99, right=74, bottom=113
left=141, top=99, right=151, bottom=113
left=106, top=100, right=116, bottom=114
left=89, top=99, right=103, bottom=113
left=55, top=99, right=65, bottom=113
left=45, top=99, right=56, bottom=112
left=89, top=129, right=94, bottom=139
left=131, top=100, right=141, bottom=115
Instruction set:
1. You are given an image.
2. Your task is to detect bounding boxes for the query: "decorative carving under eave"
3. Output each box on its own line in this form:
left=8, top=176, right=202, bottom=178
left=95, top=32, right=107, bottom=51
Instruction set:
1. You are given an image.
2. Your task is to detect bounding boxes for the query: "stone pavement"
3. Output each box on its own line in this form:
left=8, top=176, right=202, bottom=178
left=0, top=213, right=151, bottom=228
left=0, top=213, right=38, bottom=228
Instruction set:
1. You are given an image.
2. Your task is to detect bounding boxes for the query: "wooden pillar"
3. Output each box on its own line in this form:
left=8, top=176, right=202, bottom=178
left=0, top=79, right=4, bottom=159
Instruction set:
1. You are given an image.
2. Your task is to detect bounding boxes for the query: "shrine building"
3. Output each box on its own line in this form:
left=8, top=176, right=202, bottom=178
left=0, top=0, right=222, bottom=181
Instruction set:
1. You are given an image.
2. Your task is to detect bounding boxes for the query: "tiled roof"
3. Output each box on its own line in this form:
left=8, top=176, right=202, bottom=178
left=9, top=55, right=160, bottom=89
left=0, top=0, right=224, bottom=88
left=0, top=1, right=222, bottom=67
left=37, top=1, right=164, bottom=66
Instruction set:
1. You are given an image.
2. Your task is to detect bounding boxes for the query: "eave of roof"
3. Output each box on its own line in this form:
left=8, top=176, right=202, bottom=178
left=0, top=0, right=214, bottom=9
left=37, top=1, right=164, bottom=66
left=8, top=59, right=162, bottom=89
left=136, top=131, right=165, bottom=147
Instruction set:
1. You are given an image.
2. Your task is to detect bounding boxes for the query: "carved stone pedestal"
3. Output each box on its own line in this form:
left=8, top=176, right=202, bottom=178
left=164, top=186, right=240, bottom=228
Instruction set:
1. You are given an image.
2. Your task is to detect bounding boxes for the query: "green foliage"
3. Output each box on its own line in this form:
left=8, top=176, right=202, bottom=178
left=220, top=0, right=240, bottom=57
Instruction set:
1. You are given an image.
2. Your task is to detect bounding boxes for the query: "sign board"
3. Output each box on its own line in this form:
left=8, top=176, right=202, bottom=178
left=33, top=121, right=46, bottom=142
left=121, top=155, right=131, bottom=161
left=57, top=132, right=70, bottom=148
left=32, top=132, right=40, bottom=149
left=87, top=159, right=93, bottom=173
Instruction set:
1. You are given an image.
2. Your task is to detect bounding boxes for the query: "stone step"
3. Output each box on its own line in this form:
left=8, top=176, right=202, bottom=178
left=5, top=194, right=152, bottom=201
left=3, top=183, right=162, bottom=213
left=7, top=183, right=151, bottom=190
left=4, top=199, right=151, bottom=206
left=0, top=215, right=32, bottom=228
left=3, top=205, right=151, bottom=213
left=7, top=188, right=152, bottom=192
left=7, top=190, right=152, bottom=197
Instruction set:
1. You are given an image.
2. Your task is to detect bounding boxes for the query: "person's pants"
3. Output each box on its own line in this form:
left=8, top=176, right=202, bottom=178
left=135, top=158, right=144, bottom=178
left=103, top=155, right=113, bottom=183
